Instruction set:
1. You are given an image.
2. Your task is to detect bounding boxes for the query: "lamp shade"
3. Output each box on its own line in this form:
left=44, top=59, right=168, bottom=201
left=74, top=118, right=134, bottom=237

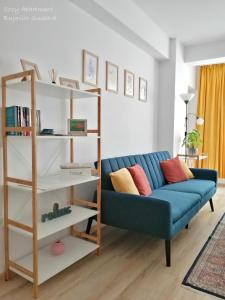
left=196, top=117, right=204, bottom=125
left=180, top=93, right=195, bottom=103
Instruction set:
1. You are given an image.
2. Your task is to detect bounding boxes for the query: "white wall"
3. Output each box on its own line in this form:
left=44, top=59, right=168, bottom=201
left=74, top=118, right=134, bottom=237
left=0, top=0, right=159, bottom=272
left=71, top=0, right=170, bottom=59
left=173, top=42, right=198, bottom=154
left=184, top=40, right=225, bottom=64
left=157, top=39, right=176, bottom=154
left=158, top=39, right=197, bottom=155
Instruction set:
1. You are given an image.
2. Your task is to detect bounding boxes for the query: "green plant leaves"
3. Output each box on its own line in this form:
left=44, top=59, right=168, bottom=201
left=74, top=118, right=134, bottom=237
left=182, top=129, right=203, bottom=149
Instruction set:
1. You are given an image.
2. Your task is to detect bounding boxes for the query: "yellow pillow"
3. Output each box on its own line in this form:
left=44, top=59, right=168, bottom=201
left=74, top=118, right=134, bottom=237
left=110, top=168, right=139, bottom=195
left=179, top=158, right=194, bottom=179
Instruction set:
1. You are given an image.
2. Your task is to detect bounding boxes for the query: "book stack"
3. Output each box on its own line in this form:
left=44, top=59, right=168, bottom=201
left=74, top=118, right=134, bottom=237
left=60, top=163, right=93, bottom=176
left=6, top=106, right=41, bottom=136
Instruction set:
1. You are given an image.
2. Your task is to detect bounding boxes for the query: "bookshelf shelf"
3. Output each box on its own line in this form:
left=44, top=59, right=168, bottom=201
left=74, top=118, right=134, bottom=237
left=9, top=205, right=99, bottom=240
left=6, top=79, right=99, bottom=99
left=8, top=134, right=101, bottom=140
left=9, top=172, right=99, bottom=194
left=10, top=236, right=98, bottom=284
left=2, top=70, right=102, bottom=298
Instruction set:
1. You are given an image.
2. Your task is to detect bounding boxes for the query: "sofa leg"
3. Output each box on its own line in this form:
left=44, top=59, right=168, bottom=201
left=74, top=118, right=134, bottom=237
left=209, top=198, right=214, bottom=212
left=86, top=217, right=94, bottom=234
left=185, top=224, right=189, bottom=229
left=165, top=240, right=171, bottom=267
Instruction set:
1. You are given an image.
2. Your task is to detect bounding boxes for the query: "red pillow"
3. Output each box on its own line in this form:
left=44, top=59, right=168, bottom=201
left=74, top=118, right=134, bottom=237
left=127, top=164, right=152, bottom=196
left=160, top=157, right=188, bottom=184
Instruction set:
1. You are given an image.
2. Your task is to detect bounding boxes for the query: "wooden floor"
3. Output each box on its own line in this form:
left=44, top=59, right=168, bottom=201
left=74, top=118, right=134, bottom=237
left=1, top=186, right=225, bottom=300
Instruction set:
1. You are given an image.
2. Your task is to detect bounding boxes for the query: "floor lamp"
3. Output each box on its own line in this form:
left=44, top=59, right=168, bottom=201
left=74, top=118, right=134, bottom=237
left=180, top=93, right=204, bottom=160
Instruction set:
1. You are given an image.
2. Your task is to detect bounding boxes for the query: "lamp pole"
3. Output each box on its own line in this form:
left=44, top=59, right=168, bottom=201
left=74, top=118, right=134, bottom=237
left=184, top=100, right=188, bottom=161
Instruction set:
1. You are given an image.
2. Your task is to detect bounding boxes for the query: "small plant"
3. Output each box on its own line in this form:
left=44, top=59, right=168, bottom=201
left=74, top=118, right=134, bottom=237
left=182, top=129, right=202, bottom=153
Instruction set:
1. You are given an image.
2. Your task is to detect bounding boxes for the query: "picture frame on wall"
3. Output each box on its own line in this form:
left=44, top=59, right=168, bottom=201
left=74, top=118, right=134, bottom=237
left=82, top=49, right=99, bottom=86
left=139, top=77, right=148, bottom=102
left=124, top=70, right=134, bottom=98
left=106, top=61, right=118, bottom=93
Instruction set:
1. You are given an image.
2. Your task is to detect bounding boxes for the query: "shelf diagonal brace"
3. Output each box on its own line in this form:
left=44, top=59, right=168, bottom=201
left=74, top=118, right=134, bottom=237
left=8, top=219, right=33, bottom=233
left=72, top=227, right=98, bottom=243
left=9, top=260, right=34, bottom=279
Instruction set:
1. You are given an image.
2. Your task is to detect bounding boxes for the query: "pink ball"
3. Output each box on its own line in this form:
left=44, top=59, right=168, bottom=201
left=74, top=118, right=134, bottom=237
left=51, top=240, right=65, bottom=256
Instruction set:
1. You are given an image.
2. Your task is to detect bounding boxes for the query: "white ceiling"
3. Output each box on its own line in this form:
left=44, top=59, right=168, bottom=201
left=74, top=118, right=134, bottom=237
left=133, top=0, right=225, bottom=46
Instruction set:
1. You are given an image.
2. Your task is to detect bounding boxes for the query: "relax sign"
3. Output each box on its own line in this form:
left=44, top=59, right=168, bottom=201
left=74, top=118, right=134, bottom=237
left=41, top=203, right=72, bottom=223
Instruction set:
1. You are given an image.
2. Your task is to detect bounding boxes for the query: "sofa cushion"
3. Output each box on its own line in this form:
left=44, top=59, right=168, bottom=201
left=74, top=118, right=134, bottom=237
left=101, top=151, right=171, bottom=190
left=150, top=189, right=201, bottom=223
left=160, top=157, right=188, bottom=183
left=179, top=158, right=194, bottom=179
left=110, top=168, right=139, bottom=195
left=127, top=164, right=152, bottom=196
left=160, top=179, right=216, bottom=198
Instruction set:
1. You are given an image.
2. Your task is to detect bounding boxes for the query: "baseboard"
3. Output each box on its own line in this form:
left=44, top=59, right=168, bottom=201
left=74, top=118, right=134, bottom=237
left=218, top=178, right=225, bottom=185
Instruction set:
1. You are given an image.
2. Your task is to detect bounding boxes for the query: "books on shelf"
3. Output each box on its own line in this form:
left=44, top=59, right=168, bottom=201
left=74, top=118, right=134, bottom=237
left=60, top=162, right=94, bottom=176
left=6, top=106, right=41, bottom=136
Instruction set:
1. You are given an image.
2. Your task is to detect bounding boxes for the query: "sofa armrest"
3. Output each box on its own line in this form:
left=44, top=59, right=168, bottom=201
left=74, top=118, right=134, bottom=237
left=101, top=189, right=172, bottom=239
left=190, top=168, right=218, bottom=185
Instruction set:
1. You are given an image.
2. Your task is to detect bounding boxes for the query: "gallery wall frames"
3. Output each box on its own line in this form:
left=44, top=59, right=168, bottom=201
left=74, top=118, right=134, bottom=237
left=124, top=69, right=135, bottom=98
left=139, top=77, right=147, bottom=102
left=82, top=49, right=99, bottom=86
left=106, top=61, right=118, bottom=93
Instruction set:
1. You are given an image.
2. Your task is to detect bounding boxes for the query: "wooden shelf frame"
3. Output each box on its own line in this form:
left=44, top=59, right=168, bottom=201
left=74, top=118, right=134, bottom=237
left=1, top=70, right=102, bottom=298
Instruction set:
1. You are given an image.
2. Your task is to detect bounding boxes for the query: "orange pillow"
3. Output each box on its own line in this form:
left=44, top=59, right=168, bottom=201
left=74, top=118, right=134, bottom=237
left=179, top=158, right=194, bottom=179
left=110, top=168, right=139, bottom=195
left=160, top=157, right=188, bottom=184
left=127, top=164, right=152, bottom=196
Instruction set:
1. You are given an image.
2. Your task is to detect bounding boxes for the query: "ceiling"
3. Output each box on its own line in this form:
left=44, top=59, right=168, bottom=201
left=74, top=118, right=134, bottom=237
left=133, top=0, right=225, bottom=46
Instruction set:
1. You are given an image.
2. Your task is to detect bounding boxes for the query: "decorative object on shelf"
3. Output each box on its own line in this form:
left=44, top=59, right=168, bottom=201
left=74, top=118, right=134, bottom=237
left=82, top=49, right=99, bottom=86
left=51, top=240, right=65, bottom=256
left=40, top=128, right=54, bottom=135
left=41, top=202, right=72, bottom=223
left=124, top=69, right=134, bottom=98
left=20, top=58, right=41, bottom=81
left=106, top=61, right=118, bottom=93
left=68, top=119, right=87, bottom=136
left=182, top=129, right=203, bottom=155
left=180, top=92, right=204, bottom=159
left=59, top=77, right=80, bottom=89
left=6, top=106, right=41, bottom=136
left=139, top=77, right=147, bottom=102
left=61, top=162, right=92, bottom=176
left=49, top=68, right=58, bottom=84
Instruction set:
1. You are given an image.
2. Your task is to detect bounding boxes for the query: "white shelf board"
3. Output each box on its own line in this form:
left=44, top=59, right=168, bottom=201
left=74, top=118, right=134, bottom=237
left=10, top=236, right=98, bottom=284
left=9, top=172, right=99, bottom=194
left=6, top=80, right=99, bottom=99
left=7, top=135, right=100, bottom=140
left=10, top=205, right=98, bottom=240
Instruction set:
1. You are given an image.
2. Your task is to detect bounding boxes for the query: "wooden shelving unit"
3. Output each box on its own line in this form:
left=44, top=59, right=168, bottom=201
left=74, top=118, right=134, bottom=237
left=1, top=70, right=102, bottom=298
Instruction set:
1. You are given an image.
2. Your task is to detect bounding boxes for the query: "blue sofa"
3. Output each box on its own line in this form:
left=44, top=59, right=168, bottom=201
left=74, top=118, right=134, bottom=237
left=87, top=151, right=217, bottom=266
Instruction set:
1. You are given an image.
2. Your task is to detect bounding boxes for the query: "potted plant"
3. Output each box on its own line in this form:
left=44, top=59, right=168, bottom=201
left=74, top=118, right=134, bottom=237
left=182, top=129, right=203, bottom=155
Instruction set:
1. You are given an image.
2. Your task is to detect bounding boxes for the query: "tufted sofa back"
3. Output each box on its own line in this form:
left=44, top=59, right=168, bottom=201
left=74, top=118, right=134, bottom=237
left=101, top=151, right=170, bottom=191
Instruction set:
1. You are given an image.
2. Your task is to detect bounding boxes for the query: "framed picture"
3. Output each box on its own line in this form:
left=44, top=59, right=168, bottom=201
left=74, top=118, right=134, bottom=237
left=20, top=59, right=41, bottom=80
left=106, top=61, right=118, bottom=93
left=124, top=70, right=134, bottom=98
left=82, top=50, right=99, bottom=86
left=68, top=119, right=87, bottom=136
left=139, top=77, right=147, bottom=102
left=59, top=77, right=80, bottom=89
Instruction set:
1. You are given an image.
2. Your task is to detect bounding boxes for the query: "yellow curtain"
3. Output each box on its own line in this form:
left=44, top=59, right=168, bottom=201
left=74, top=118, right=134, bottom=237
left=197, top=64, right=225, bottom=177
